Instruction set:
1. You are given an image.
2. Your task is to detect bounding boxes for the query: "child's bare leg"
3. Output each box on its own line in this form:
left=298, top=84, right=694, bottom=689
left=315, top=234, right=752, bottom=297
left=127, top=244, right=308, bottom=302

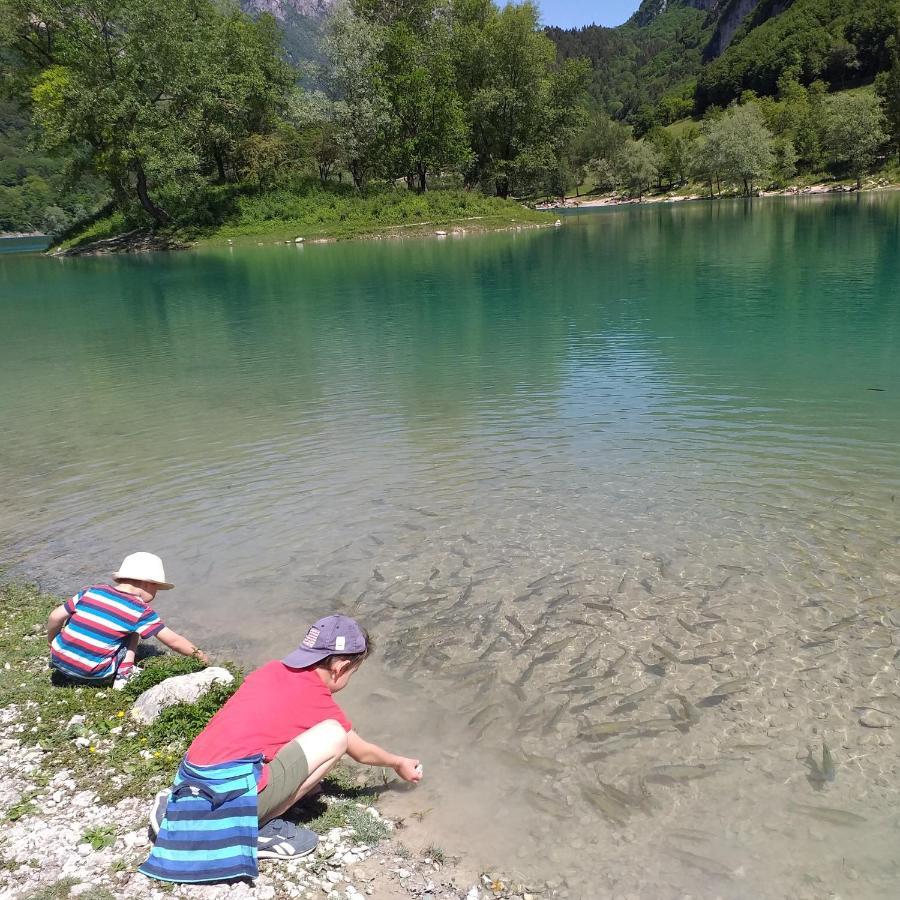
left=121, top=633, right=139, bottom=669
left=259, top=719, right=347, bottom=824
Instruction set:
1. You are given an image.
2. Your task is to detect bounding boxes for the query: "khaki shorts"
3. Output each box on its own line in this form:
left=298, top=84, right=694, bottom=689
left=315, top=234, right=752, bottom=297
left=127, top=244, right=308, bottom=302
left=257, top=739, right=310, bottom=822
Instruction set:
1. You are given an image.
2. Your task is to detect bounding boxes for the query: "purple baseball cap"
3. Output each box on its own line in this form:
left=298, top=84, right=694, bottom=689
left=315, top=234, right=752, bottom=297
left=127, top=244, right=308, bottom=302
left=283, top=615, right=368, bottom=668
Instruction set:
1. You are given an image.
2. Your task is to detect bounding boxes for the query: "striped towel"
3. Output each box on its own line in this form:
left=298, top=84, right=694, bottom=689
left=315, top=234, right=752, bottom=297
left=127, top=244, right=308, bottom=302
left=139, top=754, right=263, bottom=883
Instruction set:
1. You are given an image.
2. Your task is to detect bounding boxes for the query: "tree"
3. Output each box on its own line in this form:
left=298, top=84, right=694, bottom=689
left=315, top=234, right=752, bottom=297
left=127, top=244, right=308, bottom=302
left=702, top=102, right=774, bottom=195
left=451, top=0, right=587, bottom=197
left=321, top=3, right=391, bottom=189
left=617, top=139, right=658, bottom=200
left=4, top=0, right=294, bottom=226
left=824, top=92, right=888, bottom=189
left=375, top=1, right=470, bottom=191
left=875, top=40, right=900, bottom=160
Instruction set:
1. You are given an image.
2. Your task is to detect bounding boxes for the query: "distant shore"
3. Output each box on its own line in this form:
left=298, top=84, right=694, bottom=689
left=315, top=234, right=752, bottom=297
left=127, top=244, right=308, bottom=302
left=544, top=177, right=900, bottom=211
left=0, top=231, right=47, bottom=239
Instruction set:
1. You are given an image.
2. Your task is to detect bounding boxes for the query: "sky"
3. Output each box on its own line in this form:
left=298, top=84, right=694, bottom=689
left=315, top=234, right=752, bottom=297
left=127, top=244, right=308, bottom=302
left=535, top=0, right=641, bottom=29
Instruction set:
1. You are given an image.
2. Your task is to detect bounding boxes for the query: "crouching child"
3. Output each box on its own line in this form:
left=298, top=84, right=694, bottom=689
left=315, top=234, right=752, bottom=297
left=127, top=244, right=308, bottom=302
left=46, top=552, right=209, bottom=691
left=140, top=615, right=421, bottom=884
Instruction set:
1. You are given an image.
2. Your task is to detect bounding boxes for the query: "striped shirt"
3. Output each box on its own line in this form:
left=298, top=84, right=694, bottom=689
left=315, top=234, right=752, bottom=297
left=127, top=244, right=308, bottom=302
left=50, top=584, right=165, bottom=679
left=139, top=755, right=262, bottom=883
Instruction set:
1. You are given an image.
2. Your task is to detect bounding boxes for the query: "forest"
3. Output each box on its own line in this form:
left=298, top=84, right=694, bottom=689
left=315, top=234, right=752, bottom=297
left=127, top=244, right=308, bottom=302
left=1, top=0, right=900, bottom=237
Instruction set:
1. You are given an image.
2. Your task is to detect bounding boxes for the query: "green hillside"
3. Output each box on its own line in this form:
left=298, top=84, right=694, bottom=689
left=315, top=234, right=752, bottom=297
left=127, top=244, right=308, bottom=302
left=549, top=0, right=900, bottom=130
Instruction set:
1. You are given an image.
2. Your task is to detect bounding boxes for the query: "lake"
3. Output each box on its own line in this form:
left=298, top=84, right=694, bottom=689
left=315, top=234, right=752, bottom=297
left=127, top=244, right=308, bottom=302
left=2, top=194, right=900, bottom=898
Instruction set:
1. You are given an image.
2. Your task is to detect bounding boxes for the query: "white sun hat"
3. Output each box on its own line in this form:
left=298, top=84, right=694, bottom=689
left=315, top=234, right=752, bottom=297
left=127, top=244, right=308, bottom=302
left=112, top=552, right=175, bottom=590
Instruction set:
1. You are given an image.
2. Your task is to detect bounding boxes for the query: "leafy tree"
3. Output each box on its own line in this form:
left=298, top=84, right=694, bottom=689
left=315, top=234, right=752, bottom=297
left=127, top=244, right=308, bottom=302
left=823, top=91, right=888, bottom=189
left=875, top=39, right=900, bottom=160
left=701, top=103, right=775, bottom=196
left=321, top=3, right=391, bottom=189
left=2, top=0, right=293, bottom=226
left=616, top=138, right=658, bottom=200
left=452, top=0, right=588, bottom=197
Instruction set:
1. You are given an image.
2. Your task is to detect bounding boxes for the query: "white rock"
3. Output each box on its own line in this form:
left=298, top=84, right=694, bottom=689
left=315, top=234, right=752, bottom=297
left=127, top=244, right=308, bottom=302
left=256, top=887, right=276, bottom=900
left=326, top=871, right=342, bottom=884
left=67, top=715, right=86, bottom=728
left=69, top=884, right=95, bottom=896
left=466, top=888, right=481, bottom=900
left=131, top=668, right=234, bottom=725
left=72, top=791, right=96, bottom=808
left=76, top=844, right=91, bottom=857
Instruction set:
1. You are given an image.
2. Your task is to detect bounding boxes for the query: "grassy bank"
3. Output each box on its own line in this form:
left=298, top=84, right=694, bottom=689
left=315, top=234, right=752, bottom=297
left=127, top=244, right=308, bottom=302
left=52, top=184, right=553, bottom=254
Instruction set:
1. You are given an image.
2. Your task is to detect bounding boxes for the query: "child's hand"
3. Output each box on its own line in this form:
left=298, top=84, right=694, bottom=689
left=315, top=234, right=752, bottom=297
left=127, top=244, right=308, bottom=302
left=394, top=757, right=422, bottom=783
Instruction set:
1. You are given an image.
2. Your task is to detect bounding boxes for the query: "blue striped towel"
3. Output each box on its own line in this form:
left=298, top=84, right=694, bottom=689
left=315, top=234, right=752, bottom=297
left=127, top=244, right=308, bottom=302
left=139, top=754, right=263, bottom=883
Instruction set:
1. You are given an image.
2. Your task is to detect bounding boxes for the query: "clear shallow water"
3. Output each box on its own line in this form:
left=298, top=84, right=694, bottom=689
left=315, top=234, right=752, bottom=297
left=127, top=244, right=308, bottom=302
left=2, top=194, right=900, bottom=897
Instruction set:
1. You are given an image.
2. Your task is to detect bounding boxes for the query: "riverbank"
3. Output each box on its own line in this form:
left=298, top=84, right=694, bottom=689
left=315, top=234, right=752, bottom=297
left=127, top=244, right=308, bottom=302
left=0, top=582, right=545, bottom=900
left=552, top=176, right=899, bottom=210
left=50, top=187, right=553, bottom=257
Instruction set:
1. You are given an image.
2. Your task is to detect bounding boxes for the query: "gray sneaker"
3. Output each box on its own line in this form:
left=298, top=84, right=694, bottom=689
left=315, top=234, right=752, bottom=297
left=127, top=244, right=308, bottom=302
left=257, top=818, right=318, bottom=859
left=148, top=789, right=169, bottom=837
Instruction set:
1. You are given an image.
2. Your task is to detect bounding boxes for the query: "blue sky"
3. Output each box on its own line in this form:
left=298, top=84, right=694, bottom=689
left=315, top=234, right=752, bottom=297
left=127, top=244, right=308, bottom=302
left=535, top=0, right=640, bottom=28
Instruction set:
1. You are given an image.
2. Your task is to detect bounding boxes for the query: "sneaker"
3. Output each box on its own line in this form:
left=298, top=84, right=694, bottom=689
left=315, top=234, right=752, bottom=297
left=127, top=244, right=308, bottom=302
left=113, top=664, right=143, bottom=692
left=148, top=789, right=169, bottom=837
left=257, top=818, right=318, bottom=860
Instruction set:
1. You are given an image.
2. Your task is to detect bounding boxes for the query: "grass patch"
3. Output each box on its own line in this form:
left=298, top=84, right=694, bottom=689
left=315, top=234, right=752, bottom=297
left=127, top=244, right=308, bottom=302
left=81, top=824, right=117, bottom=851
left=54, top=183, right=552, bottom=252
left=0, top=581, right=241, bottom=805
left=29, top=881, right=116, bottom=900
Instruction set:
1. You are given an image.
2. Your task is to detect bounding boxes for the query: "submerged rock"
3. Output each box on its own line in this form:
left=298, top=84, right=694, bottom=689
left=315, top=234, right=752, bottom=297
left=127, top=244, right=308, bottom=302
left=859, top=709, right=894, bottom=729
left=130, top=668, right=234, bottom=725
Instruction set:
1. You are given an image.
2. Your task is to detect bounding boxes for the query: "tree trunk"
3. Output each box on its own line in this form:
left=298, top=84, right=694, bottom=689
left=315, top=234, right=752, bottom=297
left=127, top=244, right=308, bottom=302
left=856, top=173, right=862, bottom=191
left=212, top=144, right=227, bottom=183
left=406, top=174, right=415, bottom=191
left=134, top=162, right=169, bottom=227
left=417, top=164, right=427, bottom=193
left=495, top=176, right=509, bottom=199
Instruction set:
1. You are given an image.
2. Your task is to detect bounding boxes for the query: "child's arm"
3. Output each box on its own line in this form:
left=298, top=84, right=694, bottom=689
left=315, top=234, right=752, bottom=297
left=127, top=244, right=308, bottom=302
left=47, top=604, right=70, bottom=645
left=346, top=730, right=421, bottom=783
left=154, top=627, right=209, bottom=665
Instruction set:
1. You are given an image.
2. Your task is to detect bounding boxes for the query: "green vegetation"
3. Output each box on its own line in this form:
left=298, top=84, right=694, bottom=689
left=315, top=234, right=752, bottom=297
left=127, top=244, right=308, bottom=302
left=0, top=0, right=583, bottom=244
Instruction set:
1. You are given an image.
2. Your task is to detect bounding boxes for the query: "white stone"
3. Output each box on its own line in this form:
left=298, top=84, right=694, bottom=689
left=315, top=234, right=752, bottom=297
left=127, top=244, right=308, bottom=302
left=326, top=871, right=342, bottom=884
left=256, top=887, right=276, bottom=900
left=131, top=668, right=234, bottom=725
left=66, top=715, right=86, bottom=728
left=69, top=884, right=95, bottom=896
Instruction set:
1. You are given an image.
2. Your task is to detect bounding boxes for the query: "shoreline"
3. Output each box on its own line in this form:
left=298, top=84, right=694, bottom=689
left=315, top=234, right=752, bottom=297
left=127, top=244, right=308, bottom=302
left=50, top=207, right=556, bottom=258
left=546, top=178, right=900, bottom=211
left=0, top=581, right=544, bottom=900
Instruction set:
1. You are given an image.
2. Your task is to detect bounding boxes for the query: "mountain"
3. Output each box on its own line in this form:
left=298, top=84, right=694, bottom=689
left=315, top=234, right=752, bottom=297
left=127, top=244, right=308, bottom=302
left=548, top=0, right=900, bottom=127
left=239, top=0, right=337, bottom=64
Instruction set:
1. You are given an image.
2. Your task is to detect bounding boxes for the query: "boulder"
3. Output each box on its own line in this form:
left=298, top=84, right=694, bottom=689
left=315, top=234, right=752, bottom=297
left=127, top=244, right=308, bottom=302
left=130, top=668, right=233, bottom=725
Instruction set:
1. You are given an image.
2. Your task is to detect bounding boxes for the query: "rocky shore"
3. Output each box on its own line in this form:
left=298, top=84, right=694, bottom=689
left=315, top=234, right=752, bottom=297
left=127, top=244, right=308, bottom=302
left=0, top=583, right=549, bottom=900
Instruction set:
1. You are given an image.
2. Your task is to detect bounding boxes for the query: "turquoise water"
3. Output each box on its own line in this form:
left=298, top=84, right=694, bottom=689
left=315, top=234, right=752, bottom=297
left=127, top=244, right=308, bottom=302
left=0, top=235, right=51, bottom=254
left=2, top=194, right=900, bottom=895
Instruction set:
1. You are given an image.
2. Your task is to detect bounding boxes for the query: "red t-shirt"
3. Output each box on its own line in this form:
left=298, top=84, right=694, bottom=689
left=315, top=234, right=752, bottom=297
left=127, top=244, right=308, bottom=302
left=187, top=661, right=352, bottom=790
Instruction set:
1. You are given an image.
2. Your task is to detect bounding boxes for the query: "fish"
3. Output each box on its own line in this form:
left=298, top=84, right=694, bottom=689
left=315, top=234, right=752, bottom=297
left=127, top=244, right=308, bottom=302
left=645, top=764, right=716, bottom=784
left=670, top=693, right=700, bottom=726
left=373, top=568, right=386, bottom=582
left=369, top=534, right=384, bottom=546
left=579, top=720, right=636, bottom=740
left=527, top=571, right=563, bottom=590
left=805, top=743, right=837, bottom=784
left=468, top=703, right=504, bottom=729
left=542, top=702, right=568, bottom=735
left=789, top=802, right=867, bottom=826
left=585, top=601, right=628, bottom=619
left=663, top=846, right=733, bottom=879
left=699, top=677, right=750, bottom=705
left=634, top=718, right=675, bottom=735
left=580, top=784, right=630, bottom=825
left=601, top=648, right=628, bottom=679
left=428, top=567, right=440, bottom=580
left=676, top=616, right=698, bottom=635
left=541, top=635, right=570, bottom=654
left=505, top=614, right=528, bottom=637
left=612, top=680, right=659, bottom=713
left=652, top=642, right=681, bottom=666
